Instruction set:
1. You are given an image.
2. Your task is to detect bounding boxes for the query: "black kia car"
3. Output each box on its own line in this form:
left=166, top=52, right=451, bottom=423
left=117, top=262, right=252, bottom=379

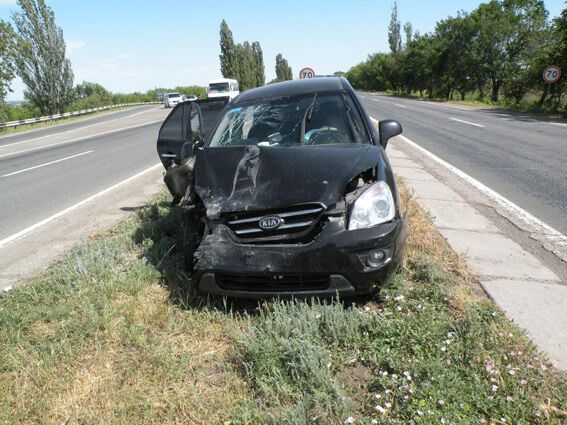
left=157, top=77, right=407, bottom=298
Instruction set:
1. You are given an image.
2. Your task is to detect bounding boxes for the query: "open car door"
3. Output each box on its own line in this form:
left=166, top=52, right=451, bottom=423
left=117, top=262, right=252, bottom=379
left=157, top=96, right=230, bottom=170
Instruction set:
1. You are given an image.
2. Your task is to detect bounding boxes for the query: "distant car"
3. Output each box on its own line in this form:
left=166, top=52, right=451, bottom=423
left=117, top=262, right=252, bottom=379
left=164, top=93, right=183, bottom=108
left=183, top=94, right=198, bottom=102
left=156, top=77, right=407, bottom=298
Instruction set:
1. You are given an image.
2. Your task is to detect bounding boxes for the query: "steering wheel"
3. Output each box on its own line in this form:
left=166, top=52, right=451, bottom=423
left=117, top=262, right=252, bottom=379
left=304, top=127, right=350, bottom=145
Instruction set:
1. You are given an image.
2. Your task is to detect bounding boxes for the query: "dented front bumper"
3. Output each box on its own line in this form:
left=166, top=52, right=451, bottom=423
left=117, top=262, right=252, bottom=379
left=193, top=216, right=407, bottom=298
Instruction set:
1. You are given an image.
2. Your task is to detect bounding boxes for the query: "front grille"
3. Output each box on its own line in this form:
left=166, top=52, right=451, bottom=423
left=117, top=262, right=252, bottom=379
left=224, top=203, right=325, bottom=243
left=216, top=273, right=330, bottom=292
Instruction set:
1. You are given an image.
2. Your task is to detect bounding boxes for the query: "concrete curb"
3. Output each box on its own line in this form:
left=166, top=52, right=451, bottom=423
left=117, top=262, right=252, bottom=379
left=388, top=138, right=567, bottom=370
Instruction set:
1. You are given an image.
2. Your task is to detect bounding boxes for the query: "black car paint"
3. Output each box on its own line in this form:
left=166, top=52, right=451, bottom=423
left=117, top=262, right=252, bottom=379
left=193, top=144, right=387, bottom=218
left=156, top=77, right=406, bottom=297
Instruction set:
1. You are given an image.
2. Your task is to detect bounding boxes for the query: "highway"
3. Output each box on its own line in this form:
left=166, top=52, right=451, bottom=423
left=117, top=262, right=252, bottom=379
left=0, top=105, right=169, bottom=244
left=359, top=93, right=567, bottom=235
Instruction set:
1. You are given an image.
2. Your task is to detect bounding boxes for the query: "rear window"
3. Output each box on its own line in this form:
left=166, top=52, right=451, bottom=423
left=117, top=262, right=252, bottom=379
left=209, top=92, right=369, bottom=148
left=168, top=93, right=181, bottom=98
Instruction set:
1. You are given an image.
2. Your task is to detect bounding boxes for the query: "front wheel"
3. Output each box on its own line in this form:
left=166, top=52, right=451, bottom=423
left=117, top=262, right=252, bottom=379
left=181, top=210, right=204, bottom=274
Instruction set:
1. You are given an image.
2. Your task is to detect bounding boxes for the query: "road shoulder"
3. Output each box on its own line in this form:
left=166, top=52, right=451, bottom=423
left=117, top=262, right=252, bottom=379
left=388, top=137, right=567, bottom=370
left=0, top=166, right=164, bottom=291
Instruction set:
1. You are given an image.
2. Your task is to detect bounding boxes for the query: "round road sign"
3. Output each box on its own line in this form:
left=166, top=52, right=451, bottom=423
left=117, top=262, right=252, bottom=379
left=543, top=65, right=561, bottom=84
left=299, top=67, right=316, bottom=79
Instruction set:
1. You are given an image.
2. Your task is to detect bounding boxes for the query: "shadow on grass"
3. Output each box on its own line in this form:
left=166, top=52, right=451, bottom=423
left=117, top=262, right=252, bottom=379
left=129, top=196, right=383, bottom=315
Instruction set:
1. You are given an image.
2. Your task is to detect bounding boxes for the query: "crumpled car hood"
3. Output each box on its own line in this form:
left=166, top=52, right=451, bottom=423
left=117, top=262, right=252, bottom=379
left=194, top=144, right=382, bottom=218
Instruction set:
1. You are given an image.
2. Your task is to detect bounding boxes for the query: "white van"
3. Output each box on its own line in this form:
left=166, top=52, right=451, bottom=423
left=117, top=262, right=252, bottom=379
left=207, top=78, right=239, bottom=100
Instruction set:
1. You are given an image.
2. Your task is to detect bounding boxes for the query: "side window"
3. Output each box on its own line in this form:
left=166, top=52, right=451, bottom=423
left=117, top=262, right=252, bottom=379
left=159, top=105, right=183, bottom=140
left=185, top=103, right=202, bottom=141
left=233, top=83, right=239, bottom=92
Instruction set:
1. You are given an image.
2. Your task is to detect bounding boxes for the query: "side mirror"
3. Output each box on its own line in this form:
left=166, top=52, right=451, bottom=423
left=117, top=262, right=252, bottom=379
left=378, top=119, right=402, bottom=148
left=192, top=137, right=204, bottom=154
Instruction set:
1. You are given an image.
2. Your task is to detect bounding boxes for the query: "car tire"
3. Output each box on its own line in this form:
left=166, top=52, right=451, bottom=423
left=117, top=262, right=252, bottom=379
left=181, top=210, right=204, bottom=274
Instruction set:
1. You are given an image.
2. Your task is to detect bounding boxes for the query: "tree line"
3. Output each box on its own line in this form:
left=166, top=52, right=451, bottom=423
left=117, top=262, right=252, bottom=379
left=346, top=0, right=567, bottom=111
left=219, top=20, right=294, bottom=88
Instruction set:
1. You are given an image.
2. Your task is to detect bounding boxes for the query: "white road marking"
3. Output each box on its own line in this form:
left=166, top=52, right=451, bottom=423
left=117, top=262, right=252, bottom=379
left=395, top=133, right=567, bottom=246
left=0, top=163, right=162, bottom=249
left=1, top=150, right=93, bottom=177
left=395, top=104, right=407, bottom=108
left=0, top=119, right=162, bottom=160
left=0, top=106, right=161, bottom=149
left=449, top=117, right=485, bottom=128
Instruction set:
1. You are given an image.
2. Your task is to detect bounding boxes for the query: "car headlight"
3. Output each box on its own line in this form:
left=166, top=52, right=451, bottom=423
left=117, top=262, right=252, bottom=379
left=348, top=181, right=395, bottom=230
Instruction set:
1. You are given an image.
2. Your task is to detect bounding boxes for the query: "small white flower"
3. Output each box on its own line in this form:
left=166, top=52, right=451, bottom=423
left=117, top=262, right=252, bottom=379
left=441, top=346, right=447, bottom=352
left=506, top=396, right=514, bottom=402
left=315, top=313, right=322, bottom=319
left=371, top=420, right=378, bottom=424
left=508, top=370, right=516, bottom=375
left=392, top=374, right=398, bottom=379
left=345, top=416, right=355, bottom=424
left=445, top=339, right=451, bottom=345
left=327, top=362, right=332, bottom=368
left=520, top=379, right=527, bottom=385
left=492, top=385, right=498, bottom=392
left=394, top=295, right=405, bottom=301
left=375, top=405, right=386, bottom=414
left=540, top=364, right=547, bottom=371
left=417, top=410, right=424, bottom=416
left=517, top=351, right=523, bottom=356
left=382, top=371, right=388, bottom=377
left=438, top=399, right=445, bottom=406
left=385, top=402, right=392, bottom=408
left=365, top=306, right=371, bottom=311
left=397, top=306, right=402, bottom=311
left=374, top=393, right=382, bottom=399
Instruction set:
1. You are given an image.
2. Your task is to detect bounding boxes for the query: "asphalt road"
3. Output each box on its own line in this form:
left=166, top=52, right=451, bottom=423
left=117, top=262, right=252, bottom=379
left=0, top=105, right=169, bottom=243
left=359, top=93, right=567, bottom=235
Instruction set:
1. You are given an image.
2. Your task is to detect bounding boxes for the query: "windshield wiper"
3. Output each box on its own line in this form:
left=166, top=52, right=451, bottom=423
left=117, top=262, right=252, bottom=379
left=299, top=93, right=317, bottom=143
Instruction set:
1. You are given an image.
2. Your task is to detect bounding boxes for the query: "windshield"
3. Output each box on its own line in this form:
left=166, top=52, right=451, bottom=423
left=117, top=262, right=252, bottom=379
left=209, top=92, right=368, bottom=147
left=208, top=83, right=230, bottom=93
left=168, top=93, right=181, bottom=98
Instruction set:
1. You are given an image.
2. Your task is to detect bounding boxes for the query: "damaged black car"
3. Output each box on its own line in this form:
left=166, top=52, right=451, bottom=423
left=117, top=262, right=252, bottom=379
left=157, top=77, right=407, bottom=298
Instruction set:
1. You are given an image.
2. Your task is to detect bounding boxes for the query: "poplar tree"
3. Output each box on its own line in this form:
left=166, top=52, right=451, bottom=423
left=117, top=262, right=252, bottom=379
left=388, top=1, right=402, bottom=53
left=12, top=0, right=74, bottom=115
left=275, top=53, right=293, bottom=81
left=219, top=19, right=236, bottom=78
left=0, top=21, right=15, bottom=117
left=251, top=41, right=265, bottom=87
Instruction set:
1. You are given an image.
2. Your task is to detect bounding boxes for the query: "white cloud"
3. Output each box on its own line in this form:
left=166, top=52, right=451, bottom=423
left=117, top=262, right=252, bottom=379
left=66, top=39, right=87, bottom=52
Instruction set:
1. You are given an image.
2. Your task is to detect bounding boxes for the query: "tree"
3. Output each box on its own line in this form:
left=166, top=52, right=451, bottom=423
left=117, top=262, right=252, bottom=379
left=219, top=20, right=236, bottom=79
left=0, top=21, right=15, bottom=118
left=251, top=41, right=265, bottom=87
left=403, top=21, right=413, bottom=49
left=388, top=1, right=402, bottom=53
left=471, top=0, right=547, bottom=102
left=12, top=0, right=74, bottom=115
left=275, top=53, right=293, bottom=81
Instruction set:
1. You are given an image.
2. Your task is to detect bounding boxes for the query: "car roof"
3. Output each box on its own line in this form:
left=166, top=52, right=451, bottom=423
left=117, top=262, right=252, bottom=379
left=233, top=77, right=348, bottom=104
left=209, top=78, right=237, bottom=84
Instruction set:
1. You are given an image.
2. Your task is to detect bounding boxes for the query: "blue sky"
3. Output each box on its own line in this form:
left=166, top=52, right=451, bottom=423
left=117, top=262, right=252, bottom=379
left=1, top=0, right=565, bottom=100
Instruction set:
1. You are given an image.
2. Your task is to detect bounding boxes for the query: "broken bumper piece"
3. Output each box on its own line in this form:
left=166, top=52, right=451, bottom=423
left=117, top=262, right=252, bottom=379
left=193, top=217, right=407, bottom=298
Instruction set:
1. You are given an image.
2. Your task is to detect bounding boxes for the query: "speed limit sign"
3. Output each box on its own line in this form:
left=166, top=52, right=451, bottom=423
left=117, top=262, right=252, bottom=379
left=543, top=65, right=561, bottom=84
left=299, top=67, right=316, bottom=79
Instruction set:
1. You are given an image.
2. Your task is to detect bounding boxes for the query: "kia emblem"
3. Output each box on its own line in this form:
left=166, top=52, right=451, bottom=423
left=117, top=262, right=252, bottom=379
left=258, top=215, right=283, bottom=231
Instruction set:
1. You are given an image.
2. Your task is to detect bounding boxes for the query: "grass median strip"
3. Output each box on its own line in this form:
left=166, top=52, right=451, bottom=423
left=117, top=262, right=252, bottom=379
left=1, top=185, right=566, bottom=424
